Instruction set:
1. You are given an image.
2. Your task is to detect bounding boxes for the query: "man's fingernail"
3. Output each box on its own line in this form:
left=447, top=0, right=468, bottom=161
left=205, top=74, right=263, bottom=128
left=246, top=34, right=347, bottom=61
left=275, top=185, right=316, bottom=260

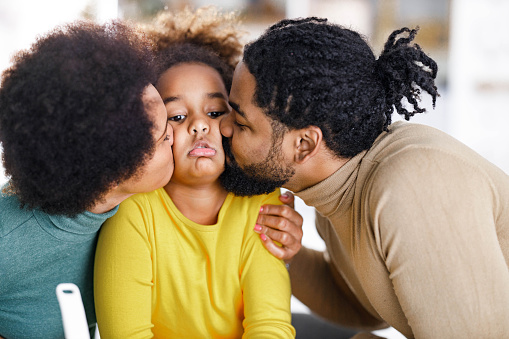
left=259, top=207, right=264, bottom=212
left=260, top=233, right=267, bottom=241
left=254, top=224, right=262, bottom=232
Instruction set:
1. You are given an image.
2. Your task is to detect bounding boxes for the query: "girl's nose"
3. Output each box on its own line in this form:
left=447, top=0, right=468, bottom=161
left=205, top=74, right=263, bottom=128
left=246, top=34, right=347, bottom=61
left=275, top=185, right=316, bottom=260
left=190, top=119, right=209, bottom=135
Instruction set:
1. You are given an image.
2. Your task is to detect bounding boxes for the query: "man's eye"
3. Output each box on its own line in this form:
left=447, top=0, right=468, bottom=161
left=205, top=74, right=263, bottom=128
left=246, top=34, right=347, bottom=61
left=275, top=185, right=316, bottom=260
left=234, top=121, right=246, bottom=129
left=168, top=115, right=185, bottom=122
left=208, top=111, right=226, bottom=118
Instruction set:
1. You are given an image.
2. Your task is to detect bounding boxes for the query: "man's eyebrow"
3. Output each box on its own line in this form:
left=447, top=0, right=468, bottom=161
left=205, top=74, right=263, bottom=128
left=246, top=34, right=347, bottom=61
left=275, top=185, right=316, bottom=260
left=228, top=101, right=247, bottom=119
left=163, top=96, right=180, bottom=104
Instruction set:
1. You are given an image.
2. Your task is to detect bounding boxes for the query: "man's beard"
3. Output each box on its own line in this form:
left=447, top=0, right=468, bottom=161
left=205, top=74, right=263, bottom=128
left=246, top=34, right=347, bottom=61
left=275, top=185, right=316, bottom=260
left=219, top=137, right=295, bottom=196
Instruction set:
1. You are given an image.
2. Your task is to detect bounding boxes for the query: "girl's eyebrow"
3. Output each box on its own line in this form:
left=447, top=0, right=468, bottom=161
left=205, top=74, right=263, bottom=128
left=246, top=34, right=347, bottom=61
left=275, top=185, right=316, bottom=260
left=163, top=96, right=180, bottom=104
left=163, top=93, right=224, bottom=103
left=207, top=92, right=227, bottom=100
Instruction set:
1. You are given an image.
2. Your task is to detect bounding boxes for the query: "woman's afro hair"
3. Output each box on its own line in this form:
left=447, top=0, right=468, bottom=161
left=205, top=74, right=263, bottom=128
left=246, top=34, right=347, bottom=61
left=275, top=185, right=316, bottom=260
left=243, top=17, right=439, bottom=158
left=0, top=20, right=158, bottom=216
left=142, top=6, right=246, bottom=91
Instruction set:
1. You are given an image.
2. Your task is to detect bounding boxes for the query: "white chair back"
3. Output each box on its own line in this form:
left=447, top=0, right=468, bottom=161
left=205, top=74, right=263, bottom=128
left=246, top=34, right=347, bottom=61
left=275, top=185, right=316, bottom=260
left=55, top=283, right=91, bottom=339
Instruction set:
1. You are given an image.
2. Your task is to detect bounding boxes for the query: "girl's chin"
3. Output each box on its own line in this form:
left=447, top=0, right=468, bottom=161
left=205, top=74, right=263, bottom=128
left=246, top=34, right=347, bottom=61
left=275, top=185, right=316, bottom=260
left=172, top=157, right=224, bottom=176
left=173, top=168, right=223, bottom=182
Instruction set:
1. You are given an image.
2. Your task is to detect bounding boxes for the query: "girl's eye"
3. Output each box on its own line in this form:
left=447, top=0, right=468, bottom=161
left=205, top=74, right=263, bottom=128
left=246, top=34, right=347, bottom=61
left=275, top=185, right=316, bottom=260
left=168, top=114, right=185, bottom=122
left=207, top=111, right=226, bottom=118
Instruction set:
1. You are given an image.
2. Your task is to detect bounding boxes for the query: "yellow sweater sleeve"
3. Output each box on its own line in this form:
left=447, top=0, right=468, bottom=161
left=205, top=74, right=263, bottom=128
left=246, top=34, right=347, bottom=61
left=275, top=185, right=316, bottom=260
left=94, top=195, right=154, bottom=338
left=240, top=190, right=296, bottom=339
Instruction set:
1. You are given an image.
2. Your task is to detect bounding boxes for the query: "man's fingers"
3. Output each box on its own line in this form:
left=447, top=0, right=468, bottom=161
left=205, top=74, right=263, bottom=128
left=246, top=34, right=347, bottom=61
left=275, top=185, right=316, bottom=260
left=255, top=217, right=303, bottom=251
left=257, top=213, right=290, bottom=232
left=259, top=233, right=293, bottom=261
left=279, top=191, right=295, bottom=209
left=254, top=224, right=302, bottom=261
left=258, top=204, right=303, bottom=229
left=256, top=194, right=304, bottom=261
left=260, top=226, right=294, bottom=247
left=256, top=212, right=304, bottom=245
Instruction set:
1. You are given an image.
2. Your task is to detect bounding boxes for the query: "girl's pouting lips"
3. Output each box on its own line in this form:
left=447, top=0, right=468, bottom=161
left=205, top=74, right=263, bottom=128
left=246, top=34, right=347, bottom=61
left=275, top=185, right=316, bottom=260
left=189, top=140, right=217, bottom=157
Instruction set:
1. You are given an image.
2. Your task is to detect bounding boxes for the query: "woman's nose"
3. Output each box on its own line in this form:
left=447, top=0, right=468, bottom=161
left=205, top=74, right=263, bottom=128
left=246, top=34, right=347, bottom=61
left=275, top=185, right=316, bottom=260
left=167, top=124, right=174, bottom=146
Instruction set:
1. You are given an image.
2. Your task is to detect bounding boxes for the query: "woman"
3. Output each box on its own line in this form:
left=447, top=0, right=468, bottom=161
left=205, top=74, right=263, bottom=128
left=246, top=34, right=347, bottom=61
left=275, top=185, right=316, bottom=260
left=0, top=21, right=173, bottom=338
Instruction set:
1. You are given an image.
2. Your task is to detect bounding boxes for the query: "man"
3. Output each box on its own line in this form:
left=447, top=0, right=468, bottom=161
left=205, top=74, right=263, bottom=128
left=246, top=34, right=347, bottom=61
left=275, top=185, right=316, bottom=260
left=220, top=17, right=509, bottom=338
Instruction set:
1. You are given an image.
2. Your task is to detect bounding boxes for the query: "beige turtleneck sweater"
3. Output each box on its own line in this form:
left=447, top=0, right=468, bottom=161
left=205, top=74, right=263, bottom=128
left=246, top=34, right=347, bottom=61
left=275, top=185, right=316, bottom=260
left=291, top=121, right=509, bottom=338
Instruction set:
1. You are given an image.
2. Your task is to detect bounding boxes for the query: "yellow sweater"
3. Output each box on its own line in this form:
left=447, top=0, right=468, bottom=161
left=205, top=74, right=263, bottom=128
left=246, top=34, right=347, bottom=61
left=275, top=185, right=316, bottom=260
left=291, top=121, right=509, bottom=338
left=94, top=188, right=295, bottom=338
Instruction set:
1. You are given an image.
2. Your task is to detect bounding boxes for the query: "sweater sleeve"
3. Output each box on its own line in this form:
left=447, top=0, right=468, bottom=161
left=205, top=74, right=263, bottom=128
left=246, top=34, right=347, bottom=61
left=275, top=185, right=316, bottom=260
left=289, top=243, right=386, bottom=330
left=240, top=191, right=296, bottom=339
left=94, top=196, right=154, bottom=339
left=367, top=148, right=509, bottom=338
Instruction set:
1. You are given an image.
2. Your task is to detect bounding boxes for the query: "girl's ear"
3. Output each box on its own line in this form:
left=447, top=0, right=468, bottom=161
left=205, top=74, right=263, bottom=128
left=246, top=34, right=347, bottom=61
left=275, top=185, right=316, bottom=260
left=293, top=126, right=323, bottom=164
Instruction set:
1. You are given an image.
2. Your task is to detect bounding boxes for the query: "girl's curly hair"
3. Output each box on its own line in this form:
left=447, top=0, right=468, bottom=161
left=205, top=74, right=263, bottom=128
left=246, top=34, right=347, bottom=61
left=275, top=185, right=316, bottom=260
left=0, top=21, right=158, bottom=216
left=243, top=17, right=439, bottom=158
left=142, top=6, right=245, bottom=91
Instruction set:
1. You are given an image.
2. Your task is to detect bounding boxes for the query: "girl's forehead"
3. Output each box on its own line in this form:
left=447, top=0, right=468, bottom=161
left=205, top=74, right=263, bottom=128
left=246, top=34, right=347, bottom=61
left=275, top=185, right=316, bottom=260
left=158, top=63, right=226, bottom=93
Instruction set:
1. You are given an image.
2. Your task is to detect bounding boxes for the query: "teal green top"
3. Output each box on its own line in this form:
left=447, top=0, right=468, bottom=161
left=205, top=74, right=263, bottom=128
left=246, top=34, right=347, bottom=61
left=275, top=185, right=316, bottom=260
left=0, top=189, right=118, bottom=339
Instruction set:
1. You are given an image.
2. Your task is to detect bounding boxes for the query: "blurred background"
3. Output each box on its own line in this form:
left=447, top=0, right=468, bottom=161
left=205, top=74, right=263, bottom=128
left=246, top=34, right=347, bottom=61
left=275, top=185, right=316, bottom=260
left=1, top=1, right=508, bottom=338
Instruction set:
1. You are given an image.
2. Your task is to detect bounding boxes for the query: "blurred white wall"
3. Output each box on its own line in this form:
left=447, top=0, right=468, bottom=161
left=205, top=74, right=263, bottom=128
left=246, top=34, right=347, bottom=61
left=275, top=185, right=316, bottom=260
left=447, top=0, right=509, bottom=172
left=0, top=0, right=117, bottom=75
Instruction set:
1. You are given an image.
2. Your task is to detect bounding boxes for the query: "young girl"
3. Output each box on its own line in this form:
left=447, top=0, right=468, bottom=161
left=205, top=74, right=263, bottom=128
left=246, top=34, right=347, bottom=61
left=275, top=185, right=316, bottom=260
left=94, top=7, right=296, bottom=338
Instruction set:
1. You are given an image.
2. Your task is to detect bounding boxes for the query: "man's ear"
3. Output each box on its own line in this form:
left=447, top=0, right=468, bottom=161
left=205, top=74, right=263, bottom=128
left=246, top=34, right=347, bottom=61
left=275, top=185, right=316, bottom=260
left=294, top=126, right=323, bottom=164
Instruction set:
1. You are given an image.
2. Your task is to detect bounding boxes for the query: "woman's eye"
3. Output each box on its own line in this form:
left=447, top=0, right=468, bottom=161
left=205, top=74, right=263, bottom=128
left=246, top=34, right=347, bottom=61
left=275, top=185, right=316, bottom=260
left=207, top=111, right=226, bottom=118
left=168, top=114, right=185, bottom=122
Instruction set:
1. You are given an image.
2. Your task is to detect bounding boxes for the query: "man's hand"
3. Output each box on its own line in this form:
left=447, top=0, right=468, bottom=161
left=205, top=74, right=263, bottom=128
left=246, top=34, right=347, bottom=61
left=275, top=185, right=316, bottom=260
left=255, top=191, right=303, bottom=263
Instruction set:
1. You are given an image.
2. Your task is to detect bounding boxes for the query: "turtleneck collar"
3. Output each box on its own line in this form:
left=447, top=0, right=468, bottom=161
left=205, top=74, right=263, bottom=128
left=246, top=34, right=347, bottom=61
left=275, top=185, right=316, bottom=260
left=296, top=150, right=367, bottom=217
left=33, top=206, right=119, bottom=242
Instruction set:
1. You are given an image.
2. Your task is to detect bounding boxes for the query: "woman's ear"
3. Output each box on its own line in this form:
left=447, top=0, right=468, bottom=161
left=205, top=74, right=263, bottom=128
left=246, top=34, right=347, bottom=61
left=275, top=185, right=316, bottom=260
left=294, top=126, right=323, bottom=164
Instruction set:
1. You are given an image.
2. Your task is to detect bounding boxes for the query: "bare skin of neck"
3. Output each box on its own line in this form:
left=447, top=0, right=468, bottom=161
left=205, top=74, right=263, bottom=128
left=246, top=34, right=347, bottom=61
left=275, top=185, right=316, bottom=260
left=286, top=149, right=351, bottom=194
left=164, top=180, right=228, bottom=225
left=87, top=188, right=134, bottom=215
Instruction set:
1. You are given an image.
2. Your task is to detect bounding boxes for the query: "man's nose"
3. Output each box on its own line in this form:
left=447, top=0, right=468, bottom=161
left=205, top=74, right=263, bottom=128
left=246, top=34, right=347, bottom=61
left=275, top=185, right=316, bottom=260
left=220, top=113, right=233, bottom=137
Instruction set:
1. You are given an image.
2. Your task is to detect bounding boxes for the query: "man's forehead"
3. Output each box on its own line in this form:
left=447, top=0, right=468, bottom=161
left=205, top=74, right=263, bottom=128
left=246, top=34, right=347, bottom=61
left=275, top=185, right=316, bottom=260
left=230, top=65, right=258, bottom=114
left=232, top=62, right=256, bottom=93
